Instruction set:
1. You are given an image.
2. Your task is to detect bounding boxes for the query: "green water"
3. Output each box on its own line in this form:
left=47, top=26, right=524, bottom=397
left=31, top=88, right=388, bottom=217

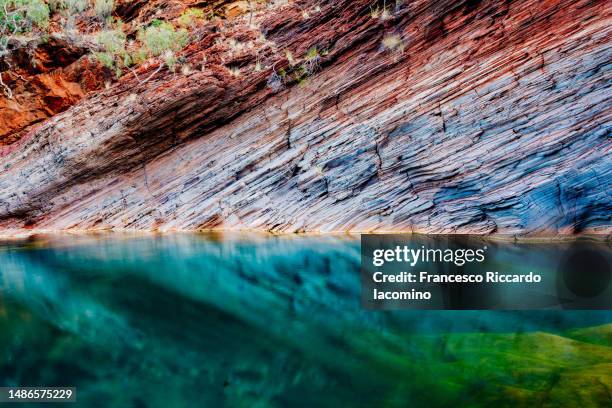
left=0, top=233, right=610, bottom=407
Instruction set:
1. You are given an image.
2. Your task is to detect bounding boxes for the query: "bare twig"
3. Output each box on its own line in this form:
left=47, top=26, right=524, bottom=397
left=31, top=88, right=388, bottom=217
left=0, top=73, right=13, bottom=98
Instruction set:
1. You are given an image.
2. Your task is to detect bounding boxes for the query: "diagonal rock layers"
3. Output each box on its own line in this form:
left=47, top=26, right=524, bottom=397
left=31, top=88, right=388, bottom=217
left=0, top=0, right=610, bottom=235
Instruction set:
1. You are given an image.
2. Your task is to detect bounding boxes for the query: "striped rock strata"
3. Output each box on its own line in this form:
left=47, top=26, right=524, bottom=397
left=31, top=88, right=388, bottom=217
left=0, top=0, right=610, bottom=235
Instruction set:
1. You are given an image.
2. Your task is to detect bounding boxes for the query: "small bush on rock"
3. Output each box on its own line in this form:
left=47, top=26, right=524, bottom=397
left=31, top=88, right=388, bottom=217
left=177, top=8, right=205, bottom=28
left=94, top=23, right=128, bottom=77
left=137, top=20, right=189, bottom=72
left=94, top=0, right=114, bottom=21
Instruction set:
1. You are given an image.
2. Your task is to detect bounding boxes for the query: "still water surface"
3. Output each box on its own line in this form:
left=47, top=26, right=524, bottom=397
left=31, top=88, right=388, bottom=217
left=0, top=233, right=610, bottom=407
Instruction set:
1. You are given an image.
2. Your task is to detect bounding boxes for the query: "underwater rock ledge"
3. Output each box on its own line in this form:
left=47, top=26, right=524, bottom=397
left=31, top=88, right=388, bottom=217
left=0, top=0, right=610, bottom=235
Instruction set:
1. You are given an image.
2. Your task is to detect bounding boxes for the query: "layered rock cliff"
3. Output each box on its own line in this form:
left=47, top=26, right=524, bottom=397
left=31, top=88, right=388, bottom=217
left=0, top=0, right=610, bottom=235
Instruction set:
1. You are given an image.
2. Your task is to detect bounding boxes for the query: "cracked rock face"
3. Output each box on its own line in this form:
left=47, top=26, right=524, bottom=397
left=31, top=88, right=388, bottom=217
left=0, top=36, right=104, bottom=146
left=0, top=0, right=610, bottom=235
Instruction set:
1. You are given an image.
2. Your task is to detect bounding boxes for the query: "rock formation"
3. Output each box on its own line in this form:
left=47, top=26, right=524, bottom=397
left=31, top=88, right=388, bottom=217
left=0, top=36, right=104, bottom=146
left=0, top=0, right=610, bottom=235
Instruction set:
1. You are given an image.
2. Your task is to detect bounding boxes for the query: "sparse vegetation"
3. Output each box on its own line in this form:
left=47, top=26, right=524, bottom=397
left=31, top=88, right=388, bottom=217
left=0, top=1, right=209, bottom=96
left=0, top=0, right=50, bottom=46
left=2, top=0, right=327, bottom=98
left=228, top=65, right=241, bottom=77
left=0, top=0, right=50, bottom=97
left=371, top=0, right=403, bottom=20
left=267, top=63, right=285, bottom=91
left=138, top=20, right=188, bottom=57
left=302, top=46, right=320, bottom=74
left=370, top=6, right=381, bottom=19
left=285, top=50, right=296, bottom=66
left=177, top=7, right=204, bottom=28
left=94, top=17, right=193, bottom=79
left=180, top=63, right=192, bottom=75
left=382, top=34, right=404, bottom=53
left=94, top=21, right=128, bottom=77
left=227, top=38, right=245, bottom=53
left=53, top=0, right=87, bottom=14
left=370, top=3, right=391, bottom=20
left=94, top=0, right=114, bottom=21
left=55, top=0, right=87, bottom=30
left=266, top=45, right=326, bottom=91
left=138, top=20, right=189, bottom=72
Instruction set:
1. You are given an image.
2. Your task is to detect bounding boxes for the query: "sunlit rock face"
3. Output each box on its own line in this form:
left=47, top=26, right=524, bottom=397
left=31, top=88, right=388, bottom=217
left=0, top=0, right=610, bottom=235
left=0, top=36, right=104, bottom=146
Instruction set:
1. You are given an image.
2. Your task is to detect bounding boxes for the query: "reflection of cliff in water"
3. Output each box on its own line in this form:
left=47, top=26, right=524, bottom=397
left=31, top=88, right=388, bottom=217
left=0, top=233, right=611, bottom=407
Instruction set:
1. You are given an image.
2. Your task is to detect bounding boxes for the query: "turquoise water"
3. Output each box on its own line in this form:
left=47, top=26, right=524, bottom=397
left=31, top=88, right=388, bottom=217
left=0, top=233, right=611, bottom=407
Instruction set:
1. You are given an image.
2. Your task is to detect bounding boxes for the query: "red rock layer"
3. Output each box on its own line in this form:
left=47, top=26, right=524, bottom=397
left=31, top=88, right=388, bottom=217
left=0, top=36, right=105, bottom=145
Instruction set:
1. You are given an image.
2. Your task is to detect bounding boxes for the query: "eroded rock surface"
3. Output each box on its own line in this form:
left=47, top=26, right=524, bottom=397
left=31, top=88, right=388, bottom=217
left=0, top=36, right=104, bottom=146
left=0, top=0, right=610, bottom=235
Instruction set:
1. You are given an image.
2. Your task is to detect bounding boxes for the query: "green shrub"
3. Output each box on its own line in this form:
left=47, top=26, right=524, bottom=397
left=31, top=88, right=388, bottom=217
left=136, top=21, right=189, bottom=72
left=94, top=22, right=129, bottom=77
left=48, top=0, right=89, bottom=14
left=138, top=21, right=188, bottom=56
left=94, top=0, right=114, bottom=20
left=0, top=0, right=50, bottom=33
left=177, top=8, right=204, bottom=27
left=25, top=0, right=49, bottom=26
left=49, top=0, right=86, bottom=30
left=96, top=27, right=126, bottom=55
left=3, top=1, right=199, bottom=90
left=95, top=18, right=193, bottom=77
